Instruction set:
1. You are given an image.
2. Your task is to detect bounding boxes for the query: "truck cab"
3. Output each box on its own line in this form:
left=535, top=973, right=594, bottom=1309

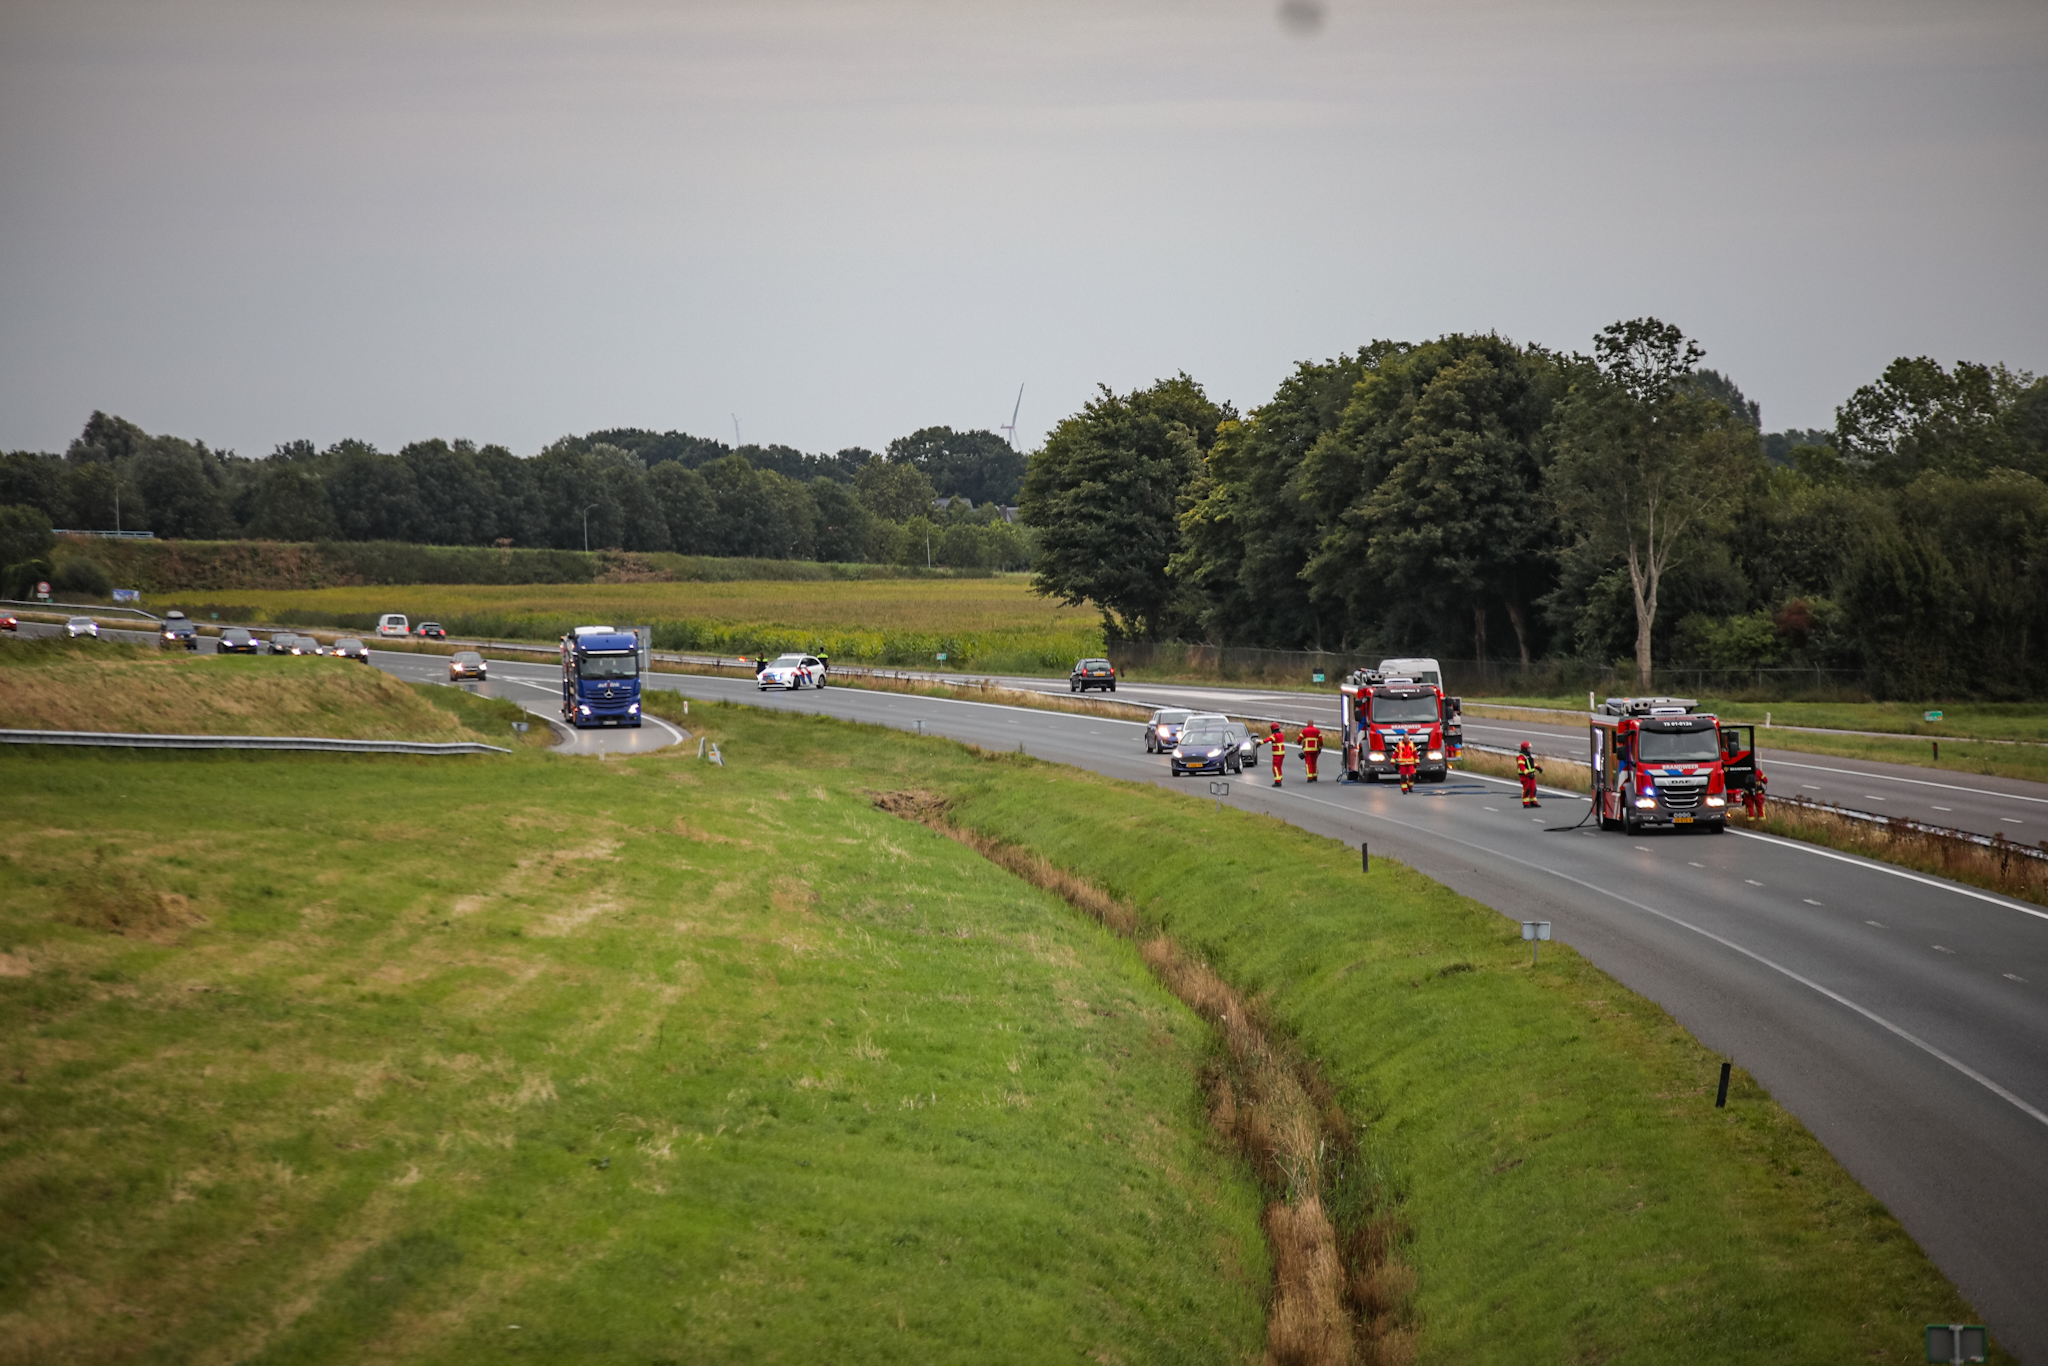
left=1340, top=670, right=1454, bottom=783
left=561, top=626, right=643, bottom=728
left=1589, top=697, right=1753, bottom=833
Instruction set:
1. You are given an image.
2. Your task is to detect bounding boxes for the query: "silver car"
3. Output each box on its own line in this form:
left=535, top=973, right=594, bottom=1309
left=65, top=616, right=99, bottom=639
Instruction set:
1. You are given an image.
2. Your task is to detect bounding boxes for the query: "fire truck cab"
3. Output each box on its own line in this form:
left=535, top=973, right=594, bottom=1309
left=1340, top=670, right=1461, bottom=783
left=1590, top=697, right=1758, bottom=834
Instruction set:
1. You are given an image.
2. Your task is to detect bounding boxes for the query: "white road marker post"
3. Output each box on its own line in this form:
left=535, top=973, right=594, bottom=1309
left=1521, top=920, right=1552, bottom=965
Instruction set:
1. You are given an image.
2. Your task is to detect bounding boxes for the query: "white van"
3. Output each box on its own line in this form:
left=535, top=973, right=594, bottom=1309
left=377, top=614, right=409, bottom=638
left=1376, top=656, right=1443, bottom=688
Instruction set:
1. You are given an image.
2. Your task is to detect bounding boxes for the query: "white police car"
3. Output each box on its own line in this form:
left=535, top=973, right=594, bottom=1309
left=756, top=653, right=827, bottom=690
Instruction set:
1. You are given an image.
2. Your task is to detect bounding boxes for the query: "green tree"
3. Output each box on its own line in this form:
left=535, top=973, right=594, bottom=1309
left=649, top=462, right=714, bottom=555
left=1548, top=319, right=1762, bottom=687
left=249, top=464, right=338, bottom=540
left=329, top=444, right=424, bottom=543
left=855, top=460, right=937, bottom=522
left=1173, top=350, right=1382, bottom=648
left=1022, top=375, right=1229, bottom=640
left=1834, top=357, right=2035, bottom=483
left=0, top=503, right=56, bottom=597
left=1299, top=337, right=1562, bottom=661
left=809, top=477, right=877, bottom=562
left=886, top=427, right=1027, bottom=505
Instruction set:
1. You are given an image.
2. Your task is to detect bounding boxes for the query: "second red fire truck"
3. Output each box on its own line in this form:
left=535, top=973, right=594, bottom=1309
left=1589, top=696, right=1761, bottom=834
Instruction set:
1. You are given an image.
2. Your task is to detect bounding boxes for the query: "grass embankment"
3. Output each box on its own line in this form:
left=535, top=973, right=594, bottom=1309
left=0, top=641, right=533, bottom=744
left=159, top=575, right=1103, bottom=674
left=929, top=755, right=1998, bottom=1362
left=0, top=712, right=1269, bottom=1361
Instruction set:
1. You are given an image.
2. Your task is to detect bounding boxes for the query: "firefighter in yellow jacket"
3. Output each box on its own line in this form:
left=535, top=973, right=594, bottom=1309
left=1268, top=722, right=1287, bottom=786
left=1299, top=721, right=1323, bottom=782
left=1393, top=735, right=1420, bottom=793
left=1517, top=740, right=1543, bottom=808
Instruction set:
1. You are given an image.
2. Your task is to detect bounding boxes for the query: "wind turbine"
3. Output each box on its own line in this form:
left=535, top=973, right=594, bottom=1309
left=999, top=384, right=1024, bottom=449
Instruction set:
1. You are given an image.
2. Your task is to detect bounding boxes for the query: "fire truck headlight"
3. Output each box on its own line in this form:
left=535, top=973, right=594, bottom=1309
left=1426, top=749, right=1444, bottom=760
left=1368, top=751, right=1386, bottom=762
left=1706, top=794, right=1727, bottom=807
left=1634, top=796, right=1658, bottom=809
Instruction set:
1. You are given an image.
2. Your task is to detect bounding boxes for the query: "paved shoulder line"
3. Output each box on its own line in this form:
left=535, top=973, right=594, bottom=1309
left=0, top=728, right=508, bottom=755
left=1761, top=756, right=2048, bottom=805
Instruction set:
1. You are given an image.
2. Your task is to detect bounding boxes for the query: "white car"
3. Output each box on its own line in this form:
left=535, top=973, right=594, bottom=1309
left=1376, top=656, right=1443, bottom=688
left=65, top=616, right=99, bottom=639
left=756, top=653, right=827, bottom=690
left=376, top=613, right=409, bottom=638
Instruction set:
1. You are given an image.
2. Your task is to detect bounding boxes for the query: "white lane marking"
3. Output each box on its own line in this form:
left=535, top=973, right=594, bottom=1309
left=1482, top=806, right=1499, bottom=811
left=1932, top=805, right=1953, bottom=811
left=1933, top=945, right=1956, bottom=954
left=643, top=714, right=689, bottom=746
left=1803, top=784, right=1823, bottom=790
left=2008, top=973, right=2029, bottom=983
left=1804, top=899, right=1823, bottom=906
left=1745, top=879, right=1764, bottom=886
left=1867, top=920, right=1886, bottom=928
left=1762, top=756, right=2048, bottom=805
left=2004, top=817, right=2026, bottom=824
left=1862, top=795, right=1886, bottom=802
left=1275, top=786, right=2048, bottom=1131
left=1730, top=828, right=2048, bottom=926
left=1634, top=845, right=1652, bottom=852
left=1688, top=861, right=1705, bottom=867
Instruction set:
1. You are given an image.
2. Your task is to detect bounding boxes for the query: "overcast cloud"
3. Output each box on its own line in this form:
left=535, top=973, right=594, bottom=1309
left=1, top=0, right=2043, bottom=458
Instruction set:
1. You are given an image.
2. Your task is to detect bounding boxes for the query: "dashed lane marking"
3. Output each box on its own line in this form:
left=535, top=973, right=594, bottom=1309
left=1933, top=945, right=1956, bottom=954
left=1745, top=879, right=1765, bottom=887
left=2007, top=973, right=2029, bottom=983
left=1804, top=898, right=1824, bottom=906
left=1867, top=920, right=1887, bottom=928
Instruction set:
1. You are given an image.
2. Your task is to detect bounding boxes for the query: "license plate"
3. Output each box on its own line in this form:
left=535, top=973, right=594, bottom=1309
left=1674, top=815, right=1693, bottom=823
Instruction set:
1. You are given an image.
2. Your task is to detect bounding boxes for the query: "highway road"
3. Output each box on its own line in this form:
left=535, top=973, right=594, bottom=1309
left=12, top=621, right=2047, bottom=1350
left=367, top=649, right=2048, bottom=1358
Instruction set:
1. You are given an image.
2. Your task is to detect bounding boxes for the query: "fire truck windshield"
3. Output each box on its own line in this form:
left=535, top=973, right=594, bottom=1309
left=1638, top=728, right=1719, bottom=762
left=1369, top=696, right=1439, bottom=724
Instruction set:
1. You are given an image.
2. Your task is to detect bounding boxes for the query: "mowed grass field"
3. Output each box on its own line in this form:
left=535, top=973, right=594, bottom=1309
left=0, top=653, right=2002, bottom=1363
left=0, top=725, right=1268, bottom=1362
left=171, top=576, right=1103, bottom=674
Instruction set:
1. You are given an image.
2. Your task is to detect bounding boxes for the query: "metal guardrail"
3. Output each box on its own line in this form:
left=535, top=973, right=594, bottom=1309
left=0, top=728, right=508, bottom=755
left=0, top=598, right=162, bottom=622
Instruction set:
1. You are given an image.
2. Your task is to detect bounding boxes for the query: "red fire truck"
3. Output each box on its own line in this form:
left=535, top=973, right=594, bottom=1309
left=1340, top=670, right=1462, bottom=783
left=1589, top=697, right=1760, bottom=834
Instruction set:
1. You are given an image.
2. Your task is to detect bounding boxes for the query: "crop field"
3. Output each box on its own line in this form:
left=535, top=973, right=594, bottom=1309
left=0, top=654, right=1999, bottom=1363
left=167, top=576, right=1103, bottom=674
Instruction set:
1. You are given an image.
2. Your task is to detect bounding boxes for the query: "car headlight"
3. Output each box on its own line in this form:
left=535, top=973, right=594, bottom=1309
left=1368, top=751, right=1386, bottom=762
left=1634, top=796, right=1657, bottom=809
left=1706, top=795, right=1727, bottom=807
left=1206, top=749, right=1222, bottom=758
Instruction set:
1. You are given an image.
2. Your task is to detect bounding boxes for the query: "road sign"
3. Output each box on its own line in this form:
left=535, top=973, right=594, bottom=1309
left=34, top=581, right=50, bottom=600
left=1208, top=779, right=1229, bottom=812
left=113, top=588, right=139, bottom=603
left=1924, top=710, right=1944, bottom=722
left=1925, top=1324, right=1988, bottom=1363
left=936, top=652, right=947, bottom=662
left=1522, top=920, right=1552, bottom=964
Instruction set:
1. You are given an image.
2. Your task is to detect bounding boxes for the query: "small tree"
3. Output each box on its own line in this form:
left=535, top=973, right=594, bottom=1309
left=1549, top=319, right=1759, bottom=687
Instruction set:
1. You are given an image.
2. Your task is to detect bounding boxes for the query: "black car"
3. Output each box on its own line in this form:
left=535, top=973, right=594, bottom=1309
left=416, top=622, right=448, bottom=640
left=159, top=618, right=198, bottom=650
left=1070, top=658, right=1116, bottom=693
left=1170, top=728, right=1242, bottom=777
left=216, top=627, right=260, bottom=655
left=333, top=637, right=370, bottom=662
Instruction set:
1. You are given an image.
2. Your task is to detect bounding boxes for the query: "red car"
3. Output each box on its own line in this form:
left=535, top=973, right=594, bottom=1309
left=0, top=615, right=16, bottom=631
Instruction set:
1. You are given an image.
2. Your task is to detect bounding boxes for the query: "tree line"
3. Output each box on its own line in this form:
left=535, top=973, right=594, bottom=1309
left=1021, top=321, right=2048, bottom=698
left=0, top=417, right=1032, bottom=583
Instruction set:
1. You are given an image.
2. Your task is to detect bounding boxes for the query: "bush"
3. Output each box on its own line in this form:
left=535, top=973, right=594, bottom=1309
left=52, top=553, right=113, bottom=597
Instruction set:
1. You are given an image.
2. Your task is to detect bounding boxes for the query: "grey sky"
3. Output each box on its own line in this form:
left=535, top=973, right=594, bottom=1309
left=2, top=0, right=2043, bottom=460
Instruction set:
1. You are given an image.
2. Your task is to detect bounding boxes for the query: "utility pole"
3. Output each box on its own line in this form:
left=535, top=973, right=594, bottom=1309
left=582, top=503, right=599, bottom=553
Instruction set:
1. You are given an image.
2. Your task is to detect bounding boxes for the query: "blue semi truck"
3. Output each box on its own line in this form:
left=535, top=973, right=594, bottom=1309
left=560, top=626, right=643, bottom=728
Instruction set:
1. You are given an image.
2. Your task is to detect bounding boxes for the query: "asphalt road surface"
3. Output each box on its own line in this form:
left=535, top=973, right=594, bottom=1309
left=14, top=623, right=2046, bottom=1350
left=367, top=651, right=2047, bottom=1357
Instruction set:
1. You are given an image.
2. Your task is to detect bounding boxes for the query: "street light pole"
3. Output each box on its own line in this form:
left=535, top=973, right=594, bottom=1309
left=581, top=503, right=598, bottom=554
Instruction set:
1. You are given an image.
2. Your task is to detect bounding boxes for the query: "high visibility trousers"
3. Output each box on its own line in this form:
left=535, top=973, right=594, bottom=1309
left=1398, top=764, right=1416, bottom=793
left=1520, top=774, right=1539, bottom=806
left=1271, top=748, right=1285, bottom=784
left=1303, top=750, right=1319, bottom=781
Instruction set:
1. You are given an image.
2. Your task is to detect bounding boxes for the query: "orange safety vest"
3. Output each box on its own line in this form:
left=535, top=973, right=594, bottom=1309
left=1299, top=726, right=1322, bottom=754
left=1394, top=739, right=1418, bottom=766
left=1516, top=752, right=1539, bottom=778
